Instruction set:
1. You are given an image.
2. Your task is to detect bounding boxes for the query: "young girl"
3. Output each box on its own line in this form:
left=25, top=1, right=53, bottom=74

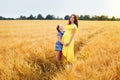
left=55, top=25, right=65, bottom=64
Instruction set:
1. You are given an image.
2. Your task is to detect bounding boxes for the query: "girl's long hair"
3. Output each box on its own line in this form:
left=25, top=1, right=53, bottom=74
left=56, top=25, right=60, bottom=32
left=68, top=14, right=78, bottom=27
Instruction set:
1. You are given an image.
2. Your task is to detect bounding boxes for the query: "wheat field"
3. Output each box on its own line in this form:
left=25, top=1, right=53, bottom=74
left=0, top=20, right=120, bottom=80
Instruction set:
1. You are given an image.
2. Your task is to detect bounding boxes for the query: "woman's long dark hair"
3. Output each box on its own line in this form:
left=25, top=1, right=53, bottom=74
left=68, top=14, right=78, bottom=27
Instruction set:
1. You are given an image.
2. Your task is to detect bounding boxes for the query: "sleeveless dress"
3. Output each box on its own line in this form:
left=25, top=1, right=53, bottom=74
left=62, top=24, right=78, bottom=63
left=55, top=31, right=65, bottom=51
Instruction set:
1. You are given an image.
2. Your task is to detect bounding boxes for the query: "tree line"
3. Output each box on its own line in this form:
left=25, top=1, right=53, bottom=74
left=0, top=14, right=120, bottom=21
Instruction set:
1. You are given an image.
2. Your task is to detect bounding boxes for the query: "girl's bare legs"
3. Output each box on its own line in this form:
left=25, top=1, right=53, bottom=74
left=56, top=51, right=62, bottom=67
left=56, top=51, right=61, bottom=61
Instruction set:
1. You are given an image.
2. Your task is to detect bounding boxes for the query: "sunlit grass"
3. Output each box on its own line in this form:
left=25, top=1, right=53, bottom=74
left=0, top=20, right=120, bottom=80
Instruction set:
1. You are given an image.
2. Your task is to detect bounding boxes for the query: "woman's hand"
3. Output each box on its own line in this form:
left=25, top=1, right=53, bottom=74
left=64, top=42, right=70, bottom=46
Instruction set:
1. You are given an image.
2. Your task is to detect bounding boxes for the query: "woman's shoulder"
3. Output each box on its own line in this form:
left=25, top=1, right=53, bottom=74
left=72, top=24, right=78, bottom=29
left=71, top=24, right=78, bottom=32
left=66, top=24, right=78, bottom=30
left=72, top=24, right=77, bottom=27
left=68, top=24, right=78, bottom=29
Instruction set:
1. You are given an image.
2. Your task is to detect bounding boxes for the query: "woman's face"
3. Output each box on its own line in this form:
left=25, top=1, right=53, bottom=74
left=70, top=15, right=75, bottom=23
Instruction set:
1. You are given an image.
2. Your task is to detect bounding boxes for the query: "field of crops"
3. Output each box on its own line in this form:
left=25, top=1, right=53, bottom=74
left=0, top=20, right=120, bottom=80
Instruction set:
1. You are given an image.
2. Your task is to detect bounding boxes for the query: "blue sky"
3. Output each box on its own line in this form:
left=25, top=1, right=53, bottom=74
left=1, top=0, right=120, bottom=18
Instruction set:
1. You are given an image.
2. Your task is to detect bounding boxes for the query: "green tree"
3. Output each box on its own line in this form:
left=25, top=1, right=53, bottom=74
left=99, top=15, right=108, bottom=20
left=0, top=16, right=3, bottom=20
left=19, top=15, right=27, bottom=20
left=64, top=15, right=69, bottom=20
left=56, top=16, right=63, bottom=20
left=27, top=14, right=36, bottom=20
left=0, top=16, right=7, bottom=20
left=84, top=15, right=90, bottom=20
left=79, top=15, right=84, bottom=20
left=111, top=16, right=116, bottom=20
left=37, top=14, right=44, bottom=20
left=91, top=15, right=100, bottom=20
left=45, top=14, right=55, bottom=20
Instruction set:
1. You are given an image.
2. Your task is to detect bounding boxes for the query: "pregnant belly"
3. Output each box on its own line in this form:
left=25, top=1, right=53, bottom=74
left=62, top=32, right=72, bottom=43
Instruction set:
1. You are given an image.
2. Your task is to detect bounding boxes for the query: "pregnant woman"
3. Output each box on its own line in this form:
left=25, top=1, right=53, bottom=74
left=62, top=14, right=78, bottom=64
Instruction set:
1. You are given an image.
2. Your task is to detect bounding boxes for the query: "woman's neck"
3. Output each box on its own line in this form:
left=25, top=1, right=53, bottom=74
left=71, top=22, right=74, bottom=24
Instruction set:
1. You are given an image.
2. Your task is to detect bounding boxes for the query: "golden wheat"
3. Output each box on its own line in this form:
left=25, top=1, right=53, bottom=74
left=0, top=20, right=120, bottom=80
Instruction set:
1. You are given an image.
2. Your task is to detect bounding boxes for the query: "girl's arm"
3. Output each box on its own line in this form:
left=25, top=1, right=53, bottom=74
left=65, top=28, right=76, bottom=46
left=57, top=35, right=64, bottom=45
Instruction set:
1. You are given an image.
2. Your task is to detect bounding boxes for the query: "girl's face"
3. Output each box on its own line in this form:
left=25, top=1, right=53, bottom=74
left=70, top=15, right=75, bottom=23
left=59, top=25, right=63, bottom=31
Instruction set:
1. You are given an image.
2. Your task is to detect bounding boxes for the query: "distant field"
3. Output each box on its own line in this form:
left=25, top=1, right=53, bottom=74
left=0, top=20, right=120, bottom=80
